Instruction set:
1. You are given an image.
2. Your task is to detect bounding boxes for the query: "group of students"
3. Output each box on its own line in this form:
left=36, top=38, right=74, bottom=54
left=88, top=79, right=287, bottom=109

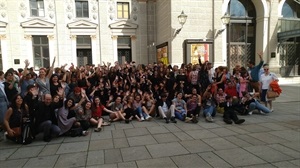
left=0, top=52, right=278, bottom=143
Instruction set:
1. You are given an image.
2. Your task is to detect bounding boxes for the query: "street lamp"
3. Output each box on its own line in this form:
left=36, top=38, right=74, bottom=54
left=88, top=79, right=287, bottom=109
left=215, top=13, right=231, bottom=38
left=173, top=10, right=188, bottom=37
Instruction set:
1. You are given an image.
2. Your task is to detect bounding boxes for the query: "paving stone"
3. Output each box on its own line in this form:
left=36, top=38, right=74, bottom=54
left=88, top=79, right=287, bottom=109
left=185, top=129, right=218, bottom=140
left=89, top=139, right=114, bottom=150
left=0, top=158, right=28, bottom=167
left=199, top=152, right=232, bottom=168
left=202, top=137, right=238, bottom=150
left=224, top=136, right=252, bottom=147
left=63, top=134, right=91, bottom=143
left=236, top=134, right=266, bottom=145
left=209, top=127, right=238, bottom=137
left=104, top=148, right=122, bottom=164
left=0, top=148, right=17, bottom=161
left=171, top=153, right=212, bottom=168
left=47, top=136, right=65, bottom=144
left=127, top=135, right=157, bottom=147
left=269, top=130, right=300, bottom=141
left=226, top=126, right=250, bottom=134
left=113, top=137, right=129, bottom=148
left=9, top=146, right=44, bottom=159
left=146, top=142, right=189, bottom=158
left=268, top=144, right=300, bottom=159
left=248, top=132, right=288, bottom=144
left=238, top=124, right=272, bottom=133
left=124, top=127, right=150, bottom=137
left=39, top=144, right=60, bottom=156
left=153, top=133, right=180, bottom=143
left=56, top=141, right=89, bottom=154
left=121, top=146, right=151, bottom=162
left=114, top=123, right=134, bottom=130
left=244, top=145, right=293, bottom=162
left=272, top=161, right=299, bottom=168
left=132, top=121, right=160, bottom=128
left=215, top=148, right=266, bottom=167
left=177, top=123, right=203, bottom=131
left=136, top=157, right=177, bottom=168
left=242, top=163, right=277, bottom=168
left=90, top=130, right=112, bottom=140
left=180, top=139, right=213, bottom=153
left=197, top=122, right=222, bottom=129
left=55, top=152, right=87, bottom=167
left=147, top=126, right=170, bottom=134
left=87, top=163, right=118, bottom=168
left=289, top=159, right=300, bottom=166
left=23, top=155, right=59, bottom=168
left=111, top=129, right=126, bottom=138
left=164, top=124, right=182, bottom=132
left=118, top=161, right=137, bottom=168
left=0, top=141, right=22, bottom=149
left=173, top=131, right=194, bottom=141
left=258, top=122, right=290, bottom=131
left=281, top=141, right=300, bottom=152
left=86, top=150, right=104, bottom=166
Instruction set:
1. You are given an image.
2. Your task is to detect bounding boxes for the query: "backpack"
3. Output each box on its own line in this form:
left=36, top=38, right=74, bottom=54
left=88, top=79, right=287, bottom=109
left=21, top=120, right=34, bottom=145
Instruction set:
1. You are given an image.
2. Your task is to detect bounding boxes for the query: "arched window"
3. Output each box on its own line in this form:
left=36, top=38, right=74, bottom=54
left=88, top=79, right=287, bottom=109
left=229, top=0, right=256, bottom=18
left=282, top=0, right=300, bottom=18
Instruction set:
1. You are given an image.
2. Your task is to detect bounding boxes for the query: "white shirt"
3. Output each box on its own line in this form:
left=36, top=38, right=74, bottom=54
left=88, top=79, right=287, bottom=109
left=260, top=72, right=278, bottom=90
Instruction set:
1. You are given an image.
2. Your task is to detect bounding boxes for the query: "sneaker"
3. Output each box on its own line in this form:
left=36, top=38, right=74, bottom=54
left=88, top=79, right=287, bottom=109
left=270, top=109, right=274, bottom=112
left=260, top=110, right=266, bottom=115
left=145, top=115, right=152, bottom=121
left=94, top=127, right=102, bottom=132
left=234, top=119, right=245, bottom=124
left=192, top=116, right=198, bottom=123
left=82, top=131, right=89, bottom=136
left=125, top=119, right=130, bottom=124
left=248, top=111, right=253, bottom=115
left=223, top=119, right=233, bottom=124
left=164, top=117, right=169, bottom=123
left=206, top=116, right=213, bottom=122
left=170, top=117, right=177, bottom=123
left=140, top=117, right=145, bottom=121
left=185, top=117, right=192, bottom=123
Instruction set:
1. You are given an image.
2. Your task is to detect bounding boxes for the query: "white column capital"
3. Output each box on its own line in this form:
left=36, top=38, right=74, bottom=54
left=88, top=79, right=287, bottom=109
left=0, top=34, right=6, bottom=40
left=70, top=35, right=77, bottom=40
left=90, top=35, right=97, bottom=39
left=47, top=35, right=54, bottom=40
left=111, top=35, right=118, bottom=40
left=130, top=35, right=137, bottom=40
left=24, top=35, right=32, bottom=40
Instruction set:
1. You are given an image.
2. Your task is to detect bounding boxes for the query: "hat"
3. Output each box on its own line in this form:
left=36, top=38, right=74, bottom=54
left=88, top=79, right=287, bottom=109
left=26, top=84, right=35, bottom=91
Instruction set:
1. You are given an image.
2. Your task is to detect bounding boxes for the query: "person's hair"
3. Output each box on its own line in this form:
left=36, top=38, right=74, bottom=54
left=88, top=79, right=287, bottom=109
left=0, top=70, right=4, bottom=76
left=248, top=60, right=255, bottom=65
left=4, top=71, right=13, bottom=78
left=161, top=92, right=168, bottom=98
left=225, top=95, right=232, bottom=100
left=10, top=94, right=26, bottom=111
left=242, top=91, right=248, bottom=97
left=64, top=98, right=75, bottom=109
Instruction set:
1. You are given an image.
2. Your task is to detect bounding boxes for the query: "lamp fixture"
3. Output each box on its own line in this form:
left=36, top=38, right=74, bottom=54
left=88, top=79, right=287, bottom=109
left=173, top=10, right=188, bottom=37
left=215, top=13, right=231, bottom=38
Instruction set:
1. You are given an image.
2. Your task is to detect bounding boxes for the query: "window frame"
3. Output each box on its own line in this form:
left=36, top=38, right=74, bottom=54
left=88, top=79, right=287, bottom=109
left=29, top=0, right=45, bottom=17
left=75, top=0, right=89, bottom=18
left=32, top=36, right=49, bottom=70
left=117, top=2, right=130, bottom=19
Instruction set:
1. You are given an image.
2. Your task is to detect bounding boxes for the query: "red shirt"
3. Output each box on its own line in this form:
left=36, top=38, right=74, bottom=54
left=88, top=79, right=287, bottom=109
left=225, top=87, right=238, bottom=97
left=92, top=105, right=105, bottom=118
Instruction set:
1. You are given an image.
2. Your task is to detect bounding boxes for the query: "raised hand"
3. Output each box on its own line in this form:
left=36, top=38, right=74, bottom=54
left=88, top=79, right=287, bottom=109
left=24, top=59, right=30, bottom=67
left=57, top=87, right=64, bottom=97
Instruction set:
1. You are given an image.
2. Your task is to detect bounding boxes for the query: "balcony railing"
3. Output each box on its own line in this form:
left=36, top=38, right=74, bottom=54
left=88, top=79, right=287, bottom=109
left=278, top=18, right=300, bottom=33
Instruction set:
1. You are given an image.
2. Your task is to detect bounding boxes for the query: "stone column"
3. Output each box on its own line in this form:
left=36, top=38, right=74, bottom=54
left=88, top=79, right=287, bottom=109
left=47, top=35, right=55, bottom=67
left=112, top=35, right=118, bottom=62
left=0, top=35, right=8, bottom=71
left=90, top=35, right=97, bottom=65
left=131, top=35, right=137, bottom=62
left=70, top=35, right=77, bottom=66
left=24, top=35, right=34, bottom=69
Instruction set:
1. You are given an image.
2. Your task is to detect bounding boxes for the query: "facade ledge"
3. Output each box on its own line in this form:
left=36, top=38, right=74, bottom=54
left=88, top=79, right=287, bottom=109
left=109, top=20, right=138, bottom=29
left=0, top=21, right=7, bottom=28
left=21, top=18, right=55, bottom=28
left=67, top=20, right=98, bottom=29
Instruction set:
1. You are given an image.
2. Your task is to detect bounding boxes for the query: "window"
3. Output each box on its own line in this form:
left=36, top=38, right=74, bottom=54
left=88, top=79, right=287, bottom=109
left=282, top=0, right=300, bottom=18
left=76, top=0, right=89, bottom=18
left=32, top=36, right=49, bottom=70
left=30, top=0, right=45, bottom=17
left=117, top=2, right=129, bottom=19
left=0, top=40, right=2, bottom=71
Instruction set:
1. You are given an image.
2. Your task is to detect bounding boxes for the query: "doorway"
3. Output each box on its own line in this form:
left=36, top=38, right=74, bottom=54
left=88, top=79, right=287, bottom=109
left=77, top=49, right=92, bottom=66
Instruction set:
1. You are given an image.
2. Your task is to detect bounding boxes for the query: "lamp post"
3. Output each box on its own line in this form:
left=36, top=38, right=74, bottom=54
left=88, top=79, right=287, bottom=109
left=215, top=13, right=231, bottom=37
left=173, top=10, right=188, bottom=37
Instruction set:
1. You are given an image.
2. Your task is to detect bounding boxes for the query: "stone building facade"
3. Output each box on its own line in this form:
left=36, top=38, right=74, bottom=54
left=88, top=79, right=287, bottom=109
left=0, top=0, right=299, bottom=76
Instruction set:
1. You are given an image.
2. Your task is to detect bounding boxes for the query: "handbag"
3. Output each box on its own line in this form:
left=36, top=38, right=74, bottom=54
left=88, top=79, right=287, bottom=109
left=10, top=127, right=21, bottom=137
left=267, top=90, right=279, bottom=99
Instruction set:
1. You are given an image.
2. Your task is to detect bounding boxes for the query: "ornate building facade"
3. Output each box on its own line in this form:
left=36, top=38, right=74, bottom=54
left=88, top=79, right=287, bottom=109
left=0, top=0, right=299, bottom=76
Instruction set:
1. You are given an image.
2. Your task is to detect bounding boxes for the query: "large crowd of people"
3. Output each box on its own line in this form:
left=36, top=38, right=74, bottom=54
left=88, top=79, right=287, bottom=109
left=0, top=52, right=279, bottom=143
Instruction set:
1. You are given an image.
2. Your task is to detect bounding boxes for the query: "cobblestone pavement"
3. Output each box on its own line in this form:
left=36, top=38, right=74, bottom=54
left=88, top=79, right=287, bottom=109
left=0, top=84, right=299, bottom=168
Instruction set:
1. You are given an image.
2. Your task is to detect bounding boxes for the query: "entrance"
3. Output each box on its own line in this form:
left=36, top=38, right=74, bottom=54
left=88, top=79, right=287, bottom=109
left=117, top=49, right=131, bottom=64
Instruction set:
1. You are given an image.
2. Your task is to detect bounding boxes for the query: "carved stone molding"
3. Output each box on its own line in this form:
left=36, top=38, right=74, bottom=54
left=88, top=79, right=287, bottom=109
left=70, top=35, right=77, bottom=40
left=0, top=34, right=6, bottom=40
left=130, top=35, right=137, bottom=40
left=90, top=35, right=97, bottom=39
left=111, top=35, right=118, bottom=40
left=47, top=35, right=54, bottom=40
left=24, top=35, right=32, bottom=39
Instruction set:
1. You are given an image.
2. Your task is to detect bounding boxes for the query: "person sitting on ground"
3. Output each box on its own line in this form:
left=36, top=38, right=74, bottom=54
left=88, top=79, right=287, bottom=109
left=133, top=94, right=151, bottom=121
left=219, top=95, right=245, bottom=124
left=202, top=85, right=216, bottom=122
left=91, top=96, right=113, bottom=132
left=123, top=96, right=141, bottom=123
left=107, top=95, right=126, bottom=122
left=241, top=91, right=272, bottom=115
left=157, top=93, right=177, bottom=123
left=141, top=91, right=156, bottom=117
left=172, top=92, right=188, bottom=122
left=186, top=94, right=200, bottom=123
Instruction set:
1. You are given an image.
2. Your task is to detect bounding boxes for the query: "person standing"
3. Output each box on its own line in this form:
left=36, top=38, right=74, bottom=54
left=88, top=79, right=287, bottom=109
left=0, top=71, right=9, bottom=131
left=260, top=64, right=278, bottom=112
left=247, top=51, right=264, bottom=93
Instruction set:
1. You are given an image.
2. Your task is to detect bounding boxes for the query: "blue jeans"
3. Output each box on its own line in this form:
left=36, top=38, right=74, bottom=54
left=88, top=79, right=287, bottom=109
left=136, top=106, right=149, bottom=118
left=203, top=106, right=216, bottom=117
left=175, top=110, right=186, bottom=121
left=38, top=120, right=61, bottom=138
left=248, top=99, right=271, bottom=113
